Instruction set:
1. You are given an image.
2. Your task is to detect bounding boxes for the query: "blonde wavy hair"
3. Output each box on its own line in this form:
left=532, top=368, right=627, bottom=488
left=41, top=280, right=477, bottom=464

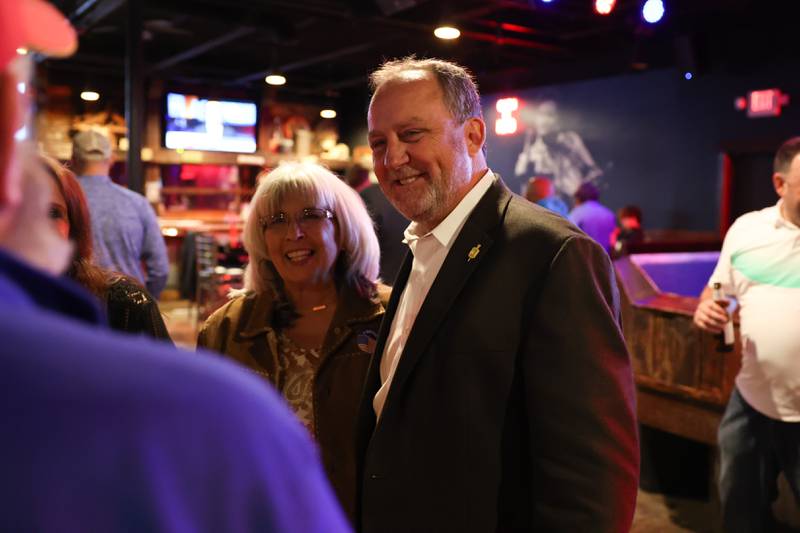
left=242, top=161, right=380, bottom=299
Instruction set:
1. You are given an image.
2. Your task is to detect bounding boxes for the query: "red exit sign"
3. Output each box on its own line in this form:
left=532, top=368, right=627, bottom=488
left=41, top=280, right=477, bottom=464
left=741, top=88, right=789, bottom=117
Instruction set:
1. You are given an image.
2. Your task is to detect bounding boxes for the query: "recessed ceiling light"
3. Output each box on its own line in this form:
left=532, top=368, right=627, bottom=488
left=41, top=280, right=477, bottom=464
left=80, top=91, right=100, bottom=102
left=265, top=74, right=287, bottom=86
left=434, top=26, right=460, bottom=40
left=594, top=0, right=616, bottom=15
left=320, top=109, right=337, bottom=119
left=642, top=0, right=665, bottom=24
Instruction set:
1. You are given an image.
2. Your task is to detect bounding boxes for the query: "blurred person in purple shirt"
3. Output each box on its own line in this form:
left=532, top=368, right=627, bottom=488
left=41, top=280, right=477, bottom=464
left=569, top=181, right=616, bottom=253
left=0, top=2, right=350, bottom=532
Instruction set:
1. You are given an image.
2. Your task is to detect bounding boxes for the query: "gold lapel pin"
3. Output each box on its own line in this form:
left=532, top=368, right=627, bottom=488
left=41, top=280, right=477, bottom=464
left=467, top=244, right=481, bottom=262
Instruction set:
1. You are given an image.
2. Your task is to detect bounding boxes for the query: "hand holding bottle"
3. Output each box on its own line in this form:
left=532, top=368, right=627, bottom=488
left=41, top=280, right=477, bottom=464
left=694, top=283, right=734, bottom=349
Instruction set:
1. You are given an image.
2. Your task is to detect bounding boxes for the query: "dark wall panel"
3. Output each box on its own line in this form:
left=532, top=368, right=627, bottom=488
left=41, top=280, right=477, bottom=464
left=484, top=62, right=800, bottom=231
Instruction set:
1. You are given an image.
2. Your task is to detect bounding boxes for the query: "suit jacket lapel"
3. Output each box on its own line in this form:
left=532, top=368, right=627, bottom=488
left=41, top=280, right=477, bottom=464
left=382, top=179, right=512, bottom=413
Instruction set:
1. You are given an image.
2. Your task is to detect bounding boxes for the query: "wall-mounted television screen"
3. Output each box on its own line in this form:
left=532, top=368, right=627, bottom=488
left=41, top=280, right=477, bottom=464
left=164, top=92, right=258, bottom=153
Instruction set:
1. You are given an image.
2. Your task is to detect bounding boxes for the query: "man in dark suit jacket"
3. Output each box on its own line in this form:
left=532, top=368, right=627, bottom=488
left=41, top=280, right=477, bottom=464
left=358, top=57, right=639, bottom=532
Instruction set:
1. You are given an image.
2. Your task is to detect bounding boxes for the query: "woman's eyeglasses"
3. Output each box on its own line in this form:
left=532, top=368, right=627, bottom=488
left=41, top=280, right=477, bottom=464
left=259, top=207, right=334, bottom=232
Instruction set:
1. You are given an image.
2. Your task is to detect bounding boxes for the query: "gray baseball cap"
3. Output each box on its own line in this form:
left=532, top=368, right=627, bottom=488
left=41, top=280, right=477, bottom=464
left=72, top=130, right=112, bottom=161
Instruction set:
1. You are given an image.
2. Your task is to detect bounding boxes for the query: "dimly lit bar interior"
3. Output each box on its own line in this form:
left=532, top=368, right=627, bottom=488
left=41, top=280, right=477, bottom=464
left=3, top=0, right=800, bottom=531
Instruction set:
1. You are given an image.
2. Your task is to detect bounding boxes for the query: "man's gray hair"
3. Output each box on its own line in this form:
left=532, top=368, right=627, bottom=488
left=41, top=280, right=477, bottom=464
left=369, top=56, right=483, bottom=123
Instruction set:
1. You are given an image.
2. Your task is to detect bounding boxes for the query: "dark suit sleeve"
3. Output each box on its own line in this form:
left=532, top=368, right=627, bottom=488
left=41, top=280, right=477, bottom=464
left=524, top=235, right=639, bottom=531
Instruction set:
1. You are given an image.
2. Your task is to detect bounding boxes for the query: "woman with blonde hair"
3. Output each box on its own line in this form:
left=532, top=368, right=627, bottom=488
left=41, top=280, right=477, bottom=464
left=198, top=162, right=386, bottom=522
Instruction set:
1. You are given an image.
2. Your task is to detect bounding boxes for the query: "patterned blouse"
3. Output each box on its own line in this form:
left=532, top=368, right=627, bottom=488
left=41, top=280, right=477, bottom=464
left=276, top=331, right=323, bottom=433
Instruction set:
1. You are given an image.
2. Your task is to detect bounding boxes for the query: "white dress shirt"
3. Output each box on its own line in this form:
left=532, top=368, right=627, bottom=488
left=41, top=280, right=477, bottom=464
left=373, top=171, right=495, bottom=418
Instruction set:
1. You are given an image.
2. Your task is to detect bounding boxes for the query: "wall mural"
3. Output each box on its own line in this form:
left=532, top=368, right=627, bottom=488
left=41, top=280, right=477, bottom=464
left=513, top=98, right=603, bottom=200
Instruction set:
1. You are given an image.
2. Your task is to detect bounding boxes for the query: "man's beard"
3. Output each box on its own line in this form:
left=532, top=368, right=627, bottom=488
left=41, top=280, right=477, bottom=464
left=0, top=141, right=72, bottom=274
left=384, top=167, right=442, bottom=227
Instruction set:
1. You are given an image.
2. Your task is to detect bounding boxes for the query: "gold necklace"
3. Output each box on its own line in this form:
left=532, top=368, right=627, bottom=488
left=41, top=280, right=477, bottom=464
left=290, top=292, right=337, bottom=313
left=299, top=300, right=336, bottom=312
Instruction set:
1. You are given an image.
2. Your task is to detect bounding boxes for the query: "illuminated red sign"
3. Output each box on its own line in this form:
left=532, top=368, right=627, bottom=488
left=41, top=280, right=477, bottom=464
left=495, top=97, right=519, bottom=135
left=746, top=88, right=788, bottom=117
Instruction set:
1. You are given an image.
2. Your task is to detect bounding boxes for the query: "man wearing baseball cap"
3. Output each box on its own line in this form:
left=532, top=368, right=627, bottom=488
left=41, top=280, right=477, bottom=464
left=0, top=2, right=350, bottom=532
left=71, top=128, right=169, bottom=297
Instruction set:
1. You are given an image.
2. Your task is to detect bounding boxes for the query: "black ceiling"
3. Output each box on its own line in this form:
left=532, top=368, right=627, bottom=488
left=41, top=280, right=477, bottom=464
left=44, top=0, right=800, bottom=105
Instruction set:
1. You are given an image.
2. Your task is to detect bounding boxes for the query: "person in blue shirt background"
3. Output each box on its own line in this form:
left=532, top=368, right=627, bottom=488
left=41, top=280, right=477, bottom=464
left=524, top=175, right=569, bottom=217
left=71, top=129, right=170, bottom=298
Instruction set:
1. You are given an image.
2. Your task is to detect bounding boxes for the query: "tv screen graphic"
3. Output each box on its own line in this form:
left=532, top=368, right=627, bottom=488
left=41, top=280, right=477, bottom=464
left=164, top=92, right=258, bottom=153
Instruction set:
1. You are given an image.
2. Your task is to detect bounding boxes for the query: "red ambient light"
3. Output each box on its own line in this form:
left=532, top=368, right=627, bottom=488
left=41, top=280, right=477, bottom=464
left=595, top=0, right=616, bottom=15
left=495, top=97, right=519, bottom=135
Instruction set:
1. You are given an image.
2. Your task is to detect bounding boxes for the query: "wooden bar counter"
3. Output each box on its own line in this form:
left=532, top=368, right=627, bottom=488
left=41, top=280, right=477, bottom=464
left=614, top=254, right=740, bottom=445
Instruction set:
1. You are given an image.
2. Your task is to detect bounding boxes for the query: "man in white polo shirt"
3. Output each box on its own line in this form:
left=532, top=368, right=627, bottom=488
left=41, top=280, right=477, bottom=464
left=355, top=56, right=638, bottom=533
left=694, top=137, right=800, bottom=531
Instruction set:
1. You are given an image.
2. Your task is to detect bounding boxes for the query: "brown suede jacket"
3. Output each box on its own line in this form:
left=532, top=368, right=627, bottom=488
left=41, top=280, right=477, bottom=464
left=196, top=284, right=388, bottom=523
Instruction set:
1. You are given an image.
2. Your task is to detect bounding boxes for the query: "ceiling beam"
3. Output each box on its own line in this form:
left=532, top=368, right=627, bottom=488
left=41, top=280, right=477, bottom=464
left=324, top=75, right=369, bottom=91
left=355, top=12, right=563, bottom=53
left=471, top=19, right=549, bottom=37
left=69, top=0, right=125, bottom=31
left=149, top=26, right=256, bottom=73
left=174, top=0, right=355, bottom=20
left=232, top=42, right=374, bottom=85
left=42, top=60, right=125, bottom=77
left=460, top=30, right=562, bottom=52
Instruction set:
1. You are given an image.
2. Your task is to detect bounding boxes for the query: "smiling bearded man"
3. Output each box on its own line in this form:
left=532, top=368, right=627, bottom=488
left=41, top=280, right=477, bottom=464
left=355, top=56, right=640, bottom=533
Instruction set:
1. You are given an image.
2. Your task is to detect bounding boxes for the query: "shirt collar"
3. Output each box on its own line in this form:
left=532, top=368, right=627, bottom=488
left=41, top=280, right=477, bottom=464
left=403, top=170, right=495, bottom=248
left=773, top=200, right=800, bottom=230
